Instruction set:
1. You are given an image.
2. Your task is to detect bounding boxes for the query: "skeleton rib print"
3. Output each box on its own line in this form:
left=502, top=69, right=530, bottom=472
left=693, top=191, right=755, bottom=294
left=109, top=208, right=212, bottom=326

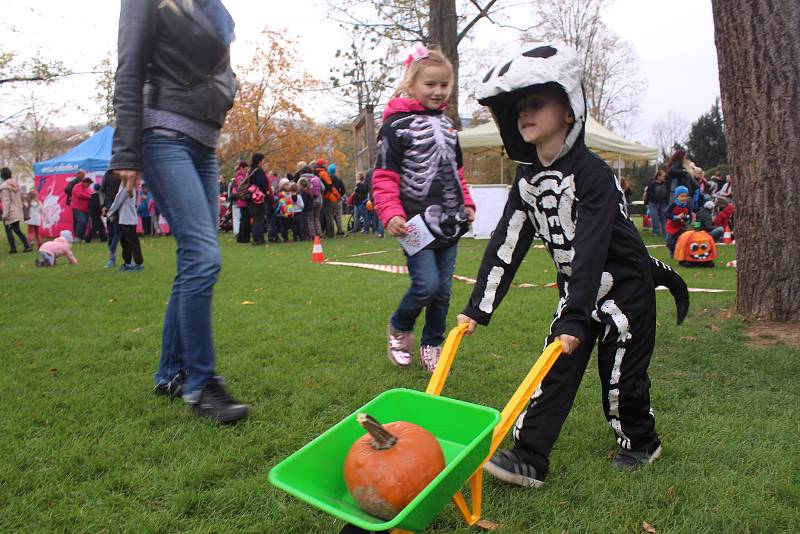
left=393, top=114, right=459, bottom=201
left=518, top=170, right=577, bottom=276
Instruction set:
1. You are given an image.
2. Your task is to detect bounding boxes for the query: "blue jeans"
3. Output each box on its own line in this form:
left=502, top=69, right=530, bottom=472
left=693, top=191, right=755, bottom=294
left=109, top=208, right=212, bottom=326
left=352, top=201, right=366, bottom=232
left=72, top=209, right=88, bottom=241
left=391, top=244, right=458, bottom=347
left=648, top=202, right=665, bottom=236
left=106, top=218, right=120, bottom=259
left=142, top=129, right=221, bottom=395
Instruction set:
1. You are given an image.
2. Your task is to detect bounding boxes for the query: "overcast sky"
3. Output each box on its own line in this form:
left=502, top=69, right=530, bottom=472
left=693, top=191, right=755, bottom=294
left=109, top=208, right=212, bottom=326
left=0, top=0, right=720, bottom=145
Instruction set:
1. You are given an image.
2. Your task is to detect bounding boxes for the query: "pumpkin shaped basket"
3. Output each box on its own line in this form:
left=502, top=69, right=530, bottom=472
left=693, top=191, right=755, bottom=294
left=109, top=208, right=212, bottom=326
left=269, top=325, right=563, bottom=533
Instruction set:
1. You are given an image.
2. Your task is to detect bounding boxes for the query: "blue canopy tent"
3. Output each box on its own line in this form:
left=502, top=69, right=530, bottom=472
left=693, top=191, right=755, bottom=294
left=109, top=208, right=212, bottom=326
left=33, top=126, right=113, bottom=237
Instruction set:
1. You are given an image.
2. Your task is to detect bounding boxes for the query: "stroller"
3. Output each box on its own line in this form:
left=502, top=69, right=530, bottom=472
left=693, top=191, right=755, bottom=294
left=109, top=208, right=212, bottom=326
left=218, top=195, right=233, bottom=232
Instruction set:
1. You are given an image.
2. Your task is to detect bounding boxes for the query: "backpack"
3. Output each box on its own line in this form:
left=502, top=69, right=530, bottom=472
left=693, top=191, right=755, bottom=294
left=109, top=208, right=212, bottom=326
left=318, top=169, right=341, bottom=203
left=236, top=170, right=255, bottom=202
left=64, top=177, right=81, bottom=206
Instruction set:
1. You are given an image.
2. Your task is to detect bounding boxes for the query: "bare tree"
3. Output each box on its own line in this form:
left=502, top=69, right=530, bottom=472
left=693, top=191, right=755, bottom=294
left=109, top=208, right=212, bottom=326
left=327, top=0, right=504, bottom=128
left=0, top=95, right=80, bottom=182
left=91, top=54, right=115, bottom=128
left=329, top=32, right=399, bottom=113
left=650, top=111, right=689, bottom=163
left=711, top=0, right=800, bottom=323
left=0, top=49, right=70, bottom=85
left=525, top=0, right=644, bottom=133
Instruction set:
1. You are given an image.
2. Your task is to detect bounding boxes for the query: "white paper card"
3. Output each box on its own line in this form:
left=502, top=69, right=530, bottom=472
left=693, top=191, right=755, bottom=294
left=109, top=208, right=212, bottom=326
left=397, top=214, right=435, bottom=256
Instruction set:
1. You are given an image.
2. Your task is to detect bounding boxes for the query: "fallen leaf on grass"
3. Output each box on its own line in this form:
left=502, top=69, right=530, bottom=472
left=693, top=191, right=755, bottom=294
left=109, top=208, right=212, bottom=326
left=707, top=324, right=720, bottom=331
left=241, top=300, right=256, bottom=305
left=491, top=353, right=504, bottom=360
left=642, top=521, right=657, bottom=533
left=666, top=485, right=676, bottom=501
left=680, top=336, right=697, bottom=342
left=15, top=340, right=24, bottom=348
left=331, top=316, right=338, bottom=321
left=607, top=449, right=616, bottom=460
left=108, top=298, right=116, bottom=304
left=132, top=327, right=142, bottom=333
left=49, top=368, right=58, bottom=377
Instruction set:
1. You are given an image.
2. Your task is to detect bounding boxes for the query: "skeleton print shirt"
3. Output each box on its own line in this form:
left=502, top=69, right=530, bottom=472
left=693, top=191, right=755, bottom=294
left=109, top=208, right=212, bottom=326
left=462, top=143, right=652, bottom=343
left=373, top=98, right=473, bottom=248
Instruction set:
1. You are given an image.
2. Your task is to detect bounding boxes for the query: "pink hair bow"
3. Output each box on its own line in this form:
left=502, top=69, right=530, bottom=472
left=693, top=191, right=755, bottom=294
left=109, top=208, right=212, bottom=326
left=403, top=45, right=430, bottom=68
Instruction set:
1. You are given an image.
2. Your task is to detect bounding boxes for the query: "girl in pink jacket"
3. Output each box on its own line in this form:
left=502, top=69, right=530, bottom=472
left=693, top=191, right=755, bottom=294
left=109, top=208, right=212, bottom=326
left=373, top=46, right=476, bottom=373
left=35, top=230, right=78, bottom=267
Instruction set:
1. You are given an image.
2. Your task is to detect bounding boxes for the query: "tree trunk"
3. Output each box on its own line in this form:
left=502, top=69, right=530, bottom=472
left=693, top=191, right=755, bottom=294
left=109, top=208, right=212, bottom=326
left=428, top=0, right=461, bottom=129
left=711, top=1, right=800, bottom=322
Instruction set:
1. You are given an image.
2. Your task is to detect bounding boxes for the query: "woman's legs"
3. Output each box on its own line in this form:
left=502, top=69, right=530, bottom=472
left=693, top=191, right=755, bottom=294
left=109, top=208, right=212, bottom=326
left=142, top=130, right=221, bottom=396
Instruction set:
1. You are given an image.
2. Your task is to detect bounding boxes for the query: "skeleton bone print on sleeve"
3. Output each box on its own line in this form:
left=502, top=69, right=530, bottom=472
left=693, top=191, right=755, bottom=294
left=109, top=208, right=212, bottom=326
left=518, top=170, right=577, bottom=276
left=392, top=114, right=466, bottom=239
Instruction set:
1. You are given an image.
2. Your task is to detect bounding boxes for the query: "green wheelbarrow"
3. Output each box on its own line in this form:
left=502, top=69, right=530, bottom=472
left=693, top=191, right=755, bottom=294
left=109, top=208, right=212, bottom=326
left=269, top=324, right=564, bottom=532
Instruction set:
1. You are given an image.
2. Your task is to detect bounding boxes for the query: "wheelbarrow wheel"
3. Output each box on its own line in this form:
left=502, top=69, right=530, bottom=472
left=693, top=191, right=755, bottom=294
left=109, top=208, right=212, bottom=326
left=339, top=524, right=390, bottom=534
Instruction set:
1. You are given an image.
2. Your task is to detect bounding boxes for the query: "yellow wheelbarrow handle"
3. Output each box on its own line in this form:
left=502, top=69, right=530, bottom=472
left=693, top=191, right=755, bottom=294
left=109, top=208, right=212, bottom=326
left=420, top=325, right=563, bottom=530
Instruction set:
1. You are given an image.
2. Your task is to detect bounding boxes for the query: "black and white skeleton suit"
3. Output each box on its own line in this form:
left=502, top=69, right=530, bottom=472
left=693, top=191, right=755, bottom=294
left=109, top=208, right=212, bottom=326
left=463, top=44, right=679, bottom=477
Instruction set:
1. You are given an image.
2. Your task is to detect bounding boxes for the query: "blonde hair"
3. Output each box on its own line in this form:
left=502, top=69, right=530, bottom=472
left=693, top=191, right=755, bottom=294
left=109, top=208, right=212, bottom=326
left=393, top=47, right=454, bottom=100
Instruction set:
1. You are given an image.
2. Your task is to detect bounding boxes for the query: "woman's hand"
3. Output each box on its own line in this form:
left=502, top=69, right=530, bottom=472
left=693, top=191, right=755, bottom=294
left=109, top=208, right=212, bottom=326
left=558, top=334, right=581, bottom=354
left=465, top=207, right=475, bottom=223
left=457, top=314, right=478, bottom=336
left=386, top=216, right=408, bottom=236
left=115, top=170, right=141, bottom=197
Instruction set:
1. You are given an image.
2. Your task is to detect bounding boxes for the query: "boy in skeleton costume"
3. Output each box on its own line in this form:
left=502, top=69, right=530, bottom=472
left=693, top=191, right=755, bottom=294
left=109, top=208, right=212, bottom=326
left=458, top=44, right=688, bottom=486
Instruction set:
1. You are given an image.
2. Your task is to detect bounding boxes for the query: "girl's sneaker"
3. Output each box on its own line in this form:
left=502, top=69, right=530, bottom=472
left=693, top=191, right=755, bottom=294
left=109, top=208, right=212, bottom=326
left=387, top=324, right=413, bottom=368
left=419, top=345, right=442, bottom=373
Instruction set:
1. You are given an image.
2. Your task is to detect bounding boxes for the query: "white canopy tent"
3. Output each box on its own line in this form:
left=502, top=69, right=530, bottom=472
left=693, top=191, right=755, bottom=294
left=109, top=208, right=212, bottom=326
left=460, top=118, right=658, bottom=238
left=459, top=116, right=658, bottom=162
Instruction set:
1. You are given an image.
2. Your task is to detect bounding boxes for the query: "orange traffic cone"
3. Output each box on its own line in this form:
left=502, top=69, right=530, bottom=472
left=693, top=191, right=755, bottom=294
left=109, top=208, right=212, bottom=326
left=311, top=236, right=325, bottom=263
left=722, top=226, right=733, bottom=244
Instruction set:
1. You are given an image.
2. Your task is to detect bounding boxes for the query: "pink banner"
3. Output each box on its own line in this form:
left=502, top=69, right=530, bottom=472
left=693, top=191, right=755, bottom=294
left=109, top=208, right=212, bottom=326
left=34, top=172, right=102, bottom=238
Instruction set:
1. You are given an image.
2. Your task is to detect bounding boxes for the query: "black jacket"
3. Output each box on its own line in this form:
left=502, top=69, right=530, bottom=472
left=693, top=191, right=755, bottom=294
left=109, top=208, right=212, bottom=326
left=463, top=141, right=652, bottom=343
left=100, top=172, right=121, bottom=210
left=110, top=0, right=237, bottom=172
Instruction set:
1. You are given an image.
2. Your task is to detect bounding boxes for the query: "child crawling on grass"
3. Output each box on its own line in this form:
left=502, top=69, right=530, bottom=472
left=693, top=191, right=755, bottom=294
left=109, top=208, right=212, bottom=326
left=35, top=230, right=78, bottom=267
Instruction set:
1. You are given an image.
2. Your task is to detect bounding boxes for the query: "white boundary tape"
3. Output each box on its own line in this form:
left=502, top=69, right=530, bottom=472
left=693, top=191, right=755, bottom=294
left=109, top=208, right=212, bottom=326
left=325, top=262, right=731, bottom=293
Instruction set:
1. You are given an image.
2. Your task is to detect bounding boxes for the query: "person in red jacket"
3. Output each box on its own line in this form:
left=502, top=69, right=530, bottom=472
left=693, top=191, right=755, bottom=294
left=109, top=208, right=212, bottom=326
left=713, top=198, right=734, bottom=230
left=70, top=173, right=94, bottom=242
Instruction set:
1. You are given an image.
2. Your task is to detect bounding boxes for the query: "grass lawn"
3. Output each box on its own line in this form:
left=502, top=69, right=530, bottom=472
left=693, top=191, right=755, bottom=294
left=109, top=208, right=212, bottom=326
left=1, top=224, right=797, bottom=533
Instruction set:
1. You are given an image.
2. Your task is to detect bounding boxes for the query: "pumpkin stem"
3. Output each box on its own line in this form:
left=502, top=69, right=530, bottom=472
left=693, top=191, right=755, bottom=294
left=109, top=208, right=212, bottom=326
left=356, top=413, right=398, bottom=450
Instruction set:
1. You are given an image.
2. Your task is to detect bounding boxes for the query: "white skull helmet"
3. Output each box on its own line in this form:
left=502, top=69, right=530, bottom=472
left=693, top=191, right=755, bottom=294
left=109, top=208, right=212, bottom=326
left=477, top=43, right=586, bottom=164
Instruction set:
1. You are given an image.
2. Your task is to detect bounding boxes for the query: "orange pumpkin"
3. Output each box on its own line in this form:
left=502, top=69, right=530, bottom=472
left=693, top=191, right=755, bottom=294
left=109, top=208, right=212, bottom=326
left=344, top=414, right=445, bottom=520
left=674, top=229, right=717, bottom=267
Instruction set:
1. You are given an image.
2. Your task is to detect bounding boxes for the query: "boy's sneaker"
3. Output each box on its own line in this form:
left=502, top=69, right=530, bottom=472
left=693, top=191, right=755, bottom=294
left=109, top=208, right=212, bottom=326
left=387, top=324, right=413, bottom=368
left=185, top=376, right=249, bottom=424
left=130, top=264, right=144, bottom=272
left=611, top=443, right=662, bottom=471
left=153, top=369, right=186, bottom=399
left=119, top=263, right=133, bottom=272
left=105, top=258, right=116, bottom=269
left=483, top=448, right=545, bottom=488
left=419, top=345, right=442, bottom=373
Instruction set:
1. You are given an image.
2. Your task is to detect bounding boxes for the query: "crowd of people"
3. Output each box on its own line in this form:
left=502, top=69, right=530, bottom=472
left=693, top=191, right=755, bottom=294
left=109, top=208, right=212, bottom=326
left=642, top=148, right=735, bottom=256
left=219, top=157, right=384, bottom=245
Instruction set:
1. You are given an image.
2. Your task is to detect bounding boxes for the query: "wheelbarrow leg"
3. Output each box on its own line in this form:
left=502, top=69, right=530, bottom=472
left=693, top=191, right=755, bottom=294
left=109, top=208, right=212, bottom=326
left=338, top=524, right=390, bottom=534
